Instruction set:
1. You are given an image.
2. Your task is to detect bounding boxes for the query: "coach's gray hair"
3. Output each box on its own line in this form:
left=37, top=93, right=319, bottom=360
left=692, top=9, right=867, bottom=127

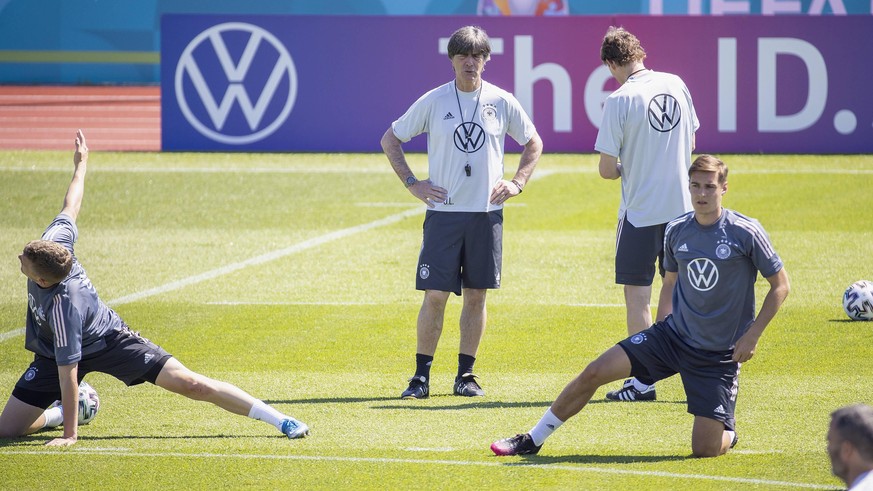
left=831, top=404, right=873, bottom=461
left=447, top=26, right=491, bottom=61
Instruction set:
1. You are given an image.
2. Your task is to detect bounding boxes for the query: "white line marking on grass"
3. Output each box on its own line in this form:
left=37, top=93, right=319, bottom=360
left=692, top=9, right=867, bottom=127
left=207, top=301, right=381, bottom=306
left=3, top=166, right=873, bottom=175
left=357, top=202, right=425, bottom=207
left=0, top=327, right=25, bottom=343
left=0, top=166, right=398, bottom=174
left=0, top=449, right=835, bottom=489
left=562, top=303, right=625, bottom=308
left=0, top=207, right=423, bottom=343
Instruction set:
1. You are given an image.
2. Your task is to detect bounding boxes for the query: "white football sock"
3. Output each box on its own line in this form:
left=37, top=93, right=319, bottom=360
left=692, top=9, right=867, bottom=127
left=42, top=406, right=64, bottom=429
left=247, top=400, right=288, bottom=430
left=528, top=408, right=564, bottom=446
left=726, top=430, right=736, bottom=448
left=632, top=378, right=653, bottom=391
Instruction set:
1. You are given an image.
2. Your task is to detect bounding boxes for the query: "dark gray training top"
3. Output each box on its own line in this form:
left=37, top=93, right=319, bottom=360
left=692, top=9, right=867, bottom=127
left=25, top=214, right=124, bottom=366
left=663, top=209, right=783, bottom=352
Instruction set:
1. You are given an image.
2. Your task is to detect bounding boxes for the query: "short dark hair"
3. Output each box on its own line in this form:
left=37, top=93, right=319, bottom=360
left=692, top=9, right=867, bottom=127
left=447, top=25, right=491, bottom=61
left=23, top=240, right=72, bottom=284
left=600, top=26, right=646, bottom=66
left=831, top=404, right=873, bottom=461
left=689, top=154, right=729, bottom=184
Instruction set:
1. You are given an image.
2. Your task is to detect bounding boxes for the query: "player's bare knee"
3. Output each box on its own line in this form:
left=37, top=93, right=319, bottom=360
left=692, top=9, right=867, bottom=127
left=0, top=426, right=25, bottom=438
left=691, top=440, right=724, bottom=458
left=578, top=360, right=610, bottom=389
left=174, top=375, right=216, bottom=401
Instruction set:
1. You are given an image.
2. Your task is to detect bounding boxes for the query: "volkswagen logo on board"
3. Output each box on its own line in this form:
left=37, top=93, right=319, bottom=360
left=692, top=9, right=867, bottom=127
left=175, top=22, right=297, bottom=145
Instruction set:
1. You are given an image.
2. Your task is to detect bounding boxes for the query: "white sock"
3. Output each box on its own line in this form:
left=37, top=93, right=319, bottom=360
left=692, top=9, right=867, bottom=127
left=528, top=408, right=564, bottom=446
left=247, top=400, right=289, bottom=430
left=632, top=378, right=653, bottom=391
left=42, top=406, right=64, bottom=429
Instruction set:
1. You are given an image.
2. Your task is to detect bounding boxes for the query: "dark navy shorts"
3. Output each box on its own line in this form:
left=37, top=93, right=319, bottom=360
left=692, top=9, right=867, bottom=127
left=416, top=210, right=503, bottom=296
left=616, top=320, right=740, bottom=431
left=615, top=214, right=666, bottom=286
left=12, top=327, right=172, bottom=409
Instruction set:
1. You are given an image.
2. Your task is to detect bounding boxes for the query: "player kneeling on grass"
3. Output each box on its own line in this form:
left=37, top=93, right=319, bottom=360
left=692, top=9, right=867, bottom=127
left=0, top=130, right=308, bottom=446
left=491, top=155, right=790, bottom=458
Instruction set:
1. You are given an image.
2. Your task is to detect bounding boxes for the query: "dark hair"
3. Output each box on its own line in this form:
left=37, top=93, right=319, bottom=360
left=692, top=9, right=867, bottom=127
left=600, top=26, right=646, bottom=66
left=447, top=26, right=491, bottom=61
left=23, top=240, right=72, bottom=284
left=831, top=404, right=873, bottom=461
left=689, top=154, right=729, bottom=184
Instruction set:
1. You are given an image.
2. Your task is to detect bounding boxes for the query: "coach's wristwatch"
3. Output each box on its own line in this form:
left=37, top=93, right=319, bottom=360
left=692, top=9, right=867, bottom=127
left=405, top=175, right=417, bottom=188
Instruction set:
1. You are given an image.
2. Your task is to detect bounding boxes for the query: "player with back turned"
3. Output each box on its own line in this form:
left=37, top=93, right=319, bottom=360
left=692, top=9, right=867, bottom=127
left=595, top=26, right=699, bottom=403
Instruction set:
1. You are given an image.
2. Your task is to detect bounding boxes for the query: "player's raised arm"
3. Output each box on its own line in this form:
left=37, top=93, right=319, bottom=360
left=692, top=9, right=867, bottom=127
left=60, top=129, right=89, bottom=222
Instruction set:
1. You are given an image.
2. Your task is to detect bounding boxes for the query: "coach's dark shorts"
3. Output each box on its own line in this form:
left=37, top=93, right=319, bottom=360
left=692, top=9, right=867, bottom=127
left=617, top=320, right=740, bottom=431
left=12, top=327, right=172, bottom=409
left=615, top=214, right=667, bottom=286
left=416, top=209, right=503, bottom=296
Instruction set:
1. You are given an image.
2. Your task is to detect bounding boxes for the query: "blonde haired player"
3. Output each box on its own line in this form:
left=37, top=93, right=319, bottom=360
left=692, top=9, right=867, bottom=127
left=0, top=130, right=309, bottom=445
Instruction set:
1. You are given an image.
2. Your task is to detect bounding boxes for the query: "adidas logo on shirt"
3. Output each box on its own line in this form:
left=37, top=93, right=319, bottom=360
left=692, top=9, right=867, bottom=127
left=678, top=243, right=689, bottom=252
left=443, top=112, right=455, bottom=120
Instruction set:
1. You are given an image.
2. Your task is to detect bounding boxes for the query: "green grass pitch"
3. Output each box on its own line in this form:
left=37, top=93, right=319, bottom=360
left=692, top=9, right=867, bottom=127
left=0, top=150, right=871, bottom=489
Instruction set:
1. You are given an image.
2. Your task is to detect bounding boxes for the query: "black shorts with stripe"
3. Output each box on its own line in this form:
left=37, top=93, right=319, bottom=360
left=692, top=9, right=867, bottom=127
left=415, top=210, right=503, bottom=295
left=12, top=327, right=172, bottom=409
left=615, top=214, right=667, bottom=286
left=617, top=320, right=740, bottom=430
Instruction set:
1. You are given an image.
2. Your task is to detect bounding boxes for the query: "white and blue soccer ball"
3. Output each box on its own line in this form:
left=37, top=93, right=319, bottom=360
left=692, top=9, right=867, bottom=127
left=842, top=280, right=873, bottom=321
left=49, top=380, right=100, bottom=425
left=77, top=381, right=100, bottom=425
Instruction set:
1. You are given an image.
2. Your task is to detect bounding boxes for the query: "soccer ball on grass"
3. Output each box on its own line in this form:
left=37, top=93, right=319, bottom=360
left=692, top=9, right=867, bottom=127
left=842, top=280, right=873, bottom=321
left=77, top=381, right=100, bottom=425
left=51, top=380, right=100, bottom=425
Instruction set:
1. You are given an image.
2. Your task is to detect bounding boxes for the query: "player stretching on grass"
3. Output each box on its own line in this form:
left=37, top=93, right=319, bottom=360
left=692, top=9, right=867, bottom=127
left=0, top=130, right=309, bottom=446
left=381, top=25, right=542, bottom=399
left=492, top=155, right=790, bottom=457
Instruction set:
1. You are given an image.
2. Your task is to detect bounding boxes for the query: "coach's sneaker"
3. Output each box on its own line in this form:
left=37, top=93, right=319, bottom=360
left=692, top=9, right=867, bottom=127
left=281, top=417, right=309, bottom=439
left=491, top=433, right=542, bottom=456
left=401, top=375, right=429, bottom=399
left=605, top=378, right=656, bottom=402
left=453, top=373, right=484, bottom=397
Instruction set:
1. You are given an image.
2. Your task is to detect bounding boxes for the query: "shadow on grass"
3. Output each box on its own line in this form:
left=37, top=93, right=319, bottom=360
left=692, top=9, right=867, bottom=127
left=0, top=433, right=282, bottom=448
left=265, top=395, right=686, bottom=409
left=496, top=453, right=690, bottom=465
left=264, top=396, right=400, bottom=405
left=372, top=398, right=686, bottom=411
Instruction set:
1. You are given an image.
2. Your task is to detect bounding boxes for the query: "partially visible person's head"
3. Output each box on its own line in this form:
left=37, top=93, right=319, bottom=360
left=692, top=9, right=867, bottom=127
left=828, top=404, right=873, bottom=484
left=600, top=26, right=646, bottom=67
left=19, top=240, right=72, bottom=286
left=689, top=154, right=729, bottom=184
left=447, top=26, right=492, bottom=61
